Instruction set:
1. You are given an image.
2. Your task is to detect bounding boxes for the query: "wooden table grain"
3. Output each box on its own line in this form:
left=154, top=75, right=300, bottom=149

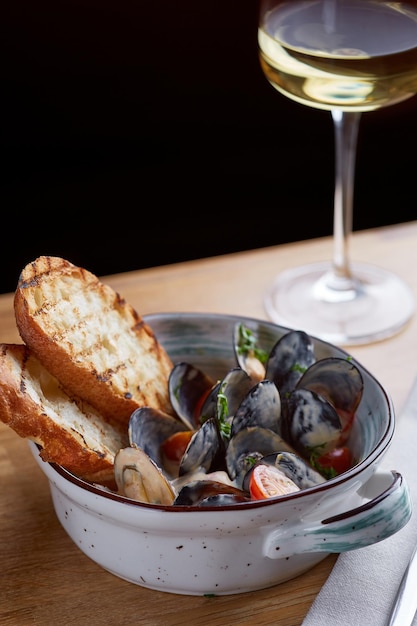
left=2, top=221, right=417, bottom=626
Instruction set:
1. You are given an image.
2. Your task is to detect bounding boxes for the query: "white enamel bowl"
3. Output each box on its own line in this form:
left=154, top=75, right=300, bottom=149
left=29, top=313, right=412, bottom=596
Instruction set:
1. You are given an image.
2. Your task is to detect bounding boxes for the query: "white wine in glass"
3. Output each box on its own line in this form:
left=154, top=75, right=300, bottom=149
left=259, top=0, right=417, bottom=345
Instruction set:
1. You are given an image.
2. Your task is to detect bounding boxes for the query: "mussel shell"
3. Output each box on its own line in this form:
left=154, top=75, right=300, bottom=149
left=196, top=493, right=252, bottom=506
left=178, top=417, right=225, bottom=476
left=266, top=330, right=315, bottom=396
left=198, top=381, right=221, bottom=421
left=168, top=362, right=215, bottom=429
left=217, top=367, right=254, bottom=417
left=242, top=451, right=326, bottom=492
left=233, top=321, right=267, bottom=382
left=296, top=357, right=363, bottom=416
left=114, top=446, right=175, bottom=505
left=173, top=480, right=250, bottom=506
left=286, top=388, right=342, bottom=457
left=128, top=407, right=189, bottom=470
left=197, top=367, right=254, bottom=427
left=225, top=426, right=296, bottom=488
left=231, top=379, right=282, bottom=437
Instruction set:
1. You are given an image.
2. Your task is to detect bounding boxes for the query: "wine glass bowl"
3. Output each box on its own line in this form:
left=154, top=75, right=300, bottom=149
left=259, top=0, right=417, bottom=345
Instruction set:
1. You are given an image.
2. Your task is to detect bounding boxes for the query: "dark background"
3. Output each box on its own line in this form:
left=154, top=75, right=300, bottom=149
left=2, top=0, right=416, bottom=294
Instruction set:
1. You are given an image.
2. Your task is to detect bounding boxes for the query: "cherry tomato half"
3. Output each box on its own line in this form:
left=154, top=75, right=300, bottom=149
left=160, top=431, right=194, bottom=463
left=249, top=464, right=300, bottom=500
left=315, top=446, right=353, bottom=477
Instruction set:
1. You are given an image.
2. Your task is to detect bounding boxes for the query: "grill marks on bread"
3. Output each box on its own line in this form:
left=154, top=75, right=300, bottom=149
left=14, top=256, right=175, bottom=427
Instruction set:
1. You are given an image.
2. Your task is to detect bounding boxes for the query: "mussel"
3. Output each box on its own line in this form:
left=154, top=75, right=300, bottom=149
left=178, top=417, right=226, bottom=476
left=168, top=362, right=215, bottom=429
left=128, top=406, right=190, bottom=475
left=225, top=426, right=296, bottom=488
left=114, top=446, right=175, bottom=505
left=230, top=379, right=282, bottom=437
left=173, top=480, right=251, bottom=506
left=295, top=357, right=364, bottom=442
left=266, top=329, right=316, bottom=396
left=233, top=321, right=269, bottom=382
left=286, top=388, right=343, bottom=458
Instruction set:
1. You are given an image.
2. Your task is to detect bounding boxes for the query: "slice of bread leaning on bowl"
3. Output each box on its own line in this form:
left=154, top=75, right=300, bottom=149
left=0, top=255, right=174, bottom=486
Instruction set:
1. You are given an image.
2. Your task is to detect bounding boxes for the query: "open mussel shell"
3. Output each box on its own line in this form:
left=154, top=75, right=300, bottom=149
left=286, top=388, right=342, bottom=457
left=296, top=357, right=364, bottom=415
left=216, top=367, right=254, bottom=418
left=198, top=380, right=221, bottom=421
left=173, top=479, right=251, bottom=506
left=243, top=451, right=326, bottom=493
left=114, top=446, right=175, bottom=505
left=179, top=417, right=226, bottom=476
left=168, top=362, right=215, bottom=429
left=196, top=493, right=252, bottom=506
left=230, top=379, right=282, bottom=438
left=266, top=329, right=315, bottom=396
left=296, top=357, right=364, bottom=439
left=188, top=366, right=254, bottom=426
left=225, top=426, right=296, bottom=488
left=233, top=321, right=268, bottom=382
left=197, top=367, right=255, bottom=437
left=128, top=407, right=189, bottom=472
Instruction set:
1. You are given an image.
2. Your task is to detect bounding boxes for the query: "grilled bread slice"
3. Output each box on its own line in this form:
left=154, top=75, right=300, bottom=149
left=14, top=256, right=175, bottom=427
left=0, top=343, right=128, bottom=484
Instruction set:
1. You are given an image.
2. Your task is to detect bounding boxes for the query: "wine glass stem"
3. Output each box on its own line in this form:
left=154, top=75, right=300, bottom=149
left=331, top=109, right=362, bottom=285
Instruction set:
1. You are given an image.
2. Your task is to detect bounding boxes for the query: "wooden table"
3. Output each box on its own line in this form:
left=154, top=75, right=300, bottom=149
left=2, top=221, right=417, bottom=626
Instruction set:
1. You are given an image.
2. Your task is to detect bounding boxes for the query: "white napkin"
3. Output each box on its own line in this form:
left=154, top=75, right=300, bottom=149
left=303, top=376, right=417, bottom=626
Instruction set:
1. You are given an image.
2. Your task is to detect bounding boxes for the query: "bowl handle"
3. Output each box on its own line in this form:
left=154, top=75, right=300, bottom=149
left=263, top=470, right=412, bottom=559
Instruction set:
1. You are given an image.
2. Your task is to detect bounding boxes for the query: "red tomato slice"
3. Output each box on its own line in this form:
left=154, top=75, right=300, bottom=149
left=160, top=431, right=194, bottom=463
left=249, top=464, right=300, bottom=500
left=316, top=446, right=353, bottom=476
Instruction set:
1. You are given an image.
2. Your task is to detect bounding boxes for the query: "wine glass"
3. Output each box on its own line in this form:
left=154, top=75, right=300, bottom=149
left=259, top=0, right=417, bottom=345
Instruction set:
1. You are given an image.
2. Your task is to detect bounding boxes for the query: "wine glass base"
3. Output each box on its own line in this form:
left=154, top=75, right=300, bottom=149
left=264, top=262, right=415, bottom=346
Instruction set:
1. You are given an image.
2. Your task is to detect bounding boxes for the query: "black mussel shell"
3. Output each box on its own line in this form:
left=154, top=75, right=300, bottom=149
left=225, top=426, right=296, bottom=488
left=173, top=479, right=250, bottom=506
left=168, top=362, right=215, bottom=429
left=199, top=380, right=221, bottom=421
left=231, top=379, right=282, bottom=437
left=266, top=330, right=315, bottom=396
left=179, top=417, right=226, bottom=476
left=199, top=368, right=254, bottom=428
left=196, top=493, right=252, bottom=506
left=286, top=388, right=342, bottom=457
left=296, top=357, right=363, bottom=416
left=128, top=407, right=189, bottom=470
left=217, top=367, right=254, bottom=418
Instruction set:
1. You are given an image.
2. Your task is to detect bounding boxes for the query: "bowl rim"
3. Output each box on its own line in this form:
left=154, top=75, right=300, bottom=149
left=35, top=311, right=396, bottom=513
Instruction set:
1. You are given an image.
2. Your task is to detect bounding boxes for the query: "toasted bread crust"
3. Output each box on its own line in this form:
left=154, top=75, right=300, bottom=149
left=0, top=343, right=128, bottom=483
left=14, top=256, right=174, bottom=426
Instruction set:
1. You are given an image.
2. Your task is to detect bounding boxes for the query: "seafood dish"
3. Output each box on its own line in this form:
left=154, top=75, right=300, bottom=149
left=117, top=323, right=363, bottom=507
